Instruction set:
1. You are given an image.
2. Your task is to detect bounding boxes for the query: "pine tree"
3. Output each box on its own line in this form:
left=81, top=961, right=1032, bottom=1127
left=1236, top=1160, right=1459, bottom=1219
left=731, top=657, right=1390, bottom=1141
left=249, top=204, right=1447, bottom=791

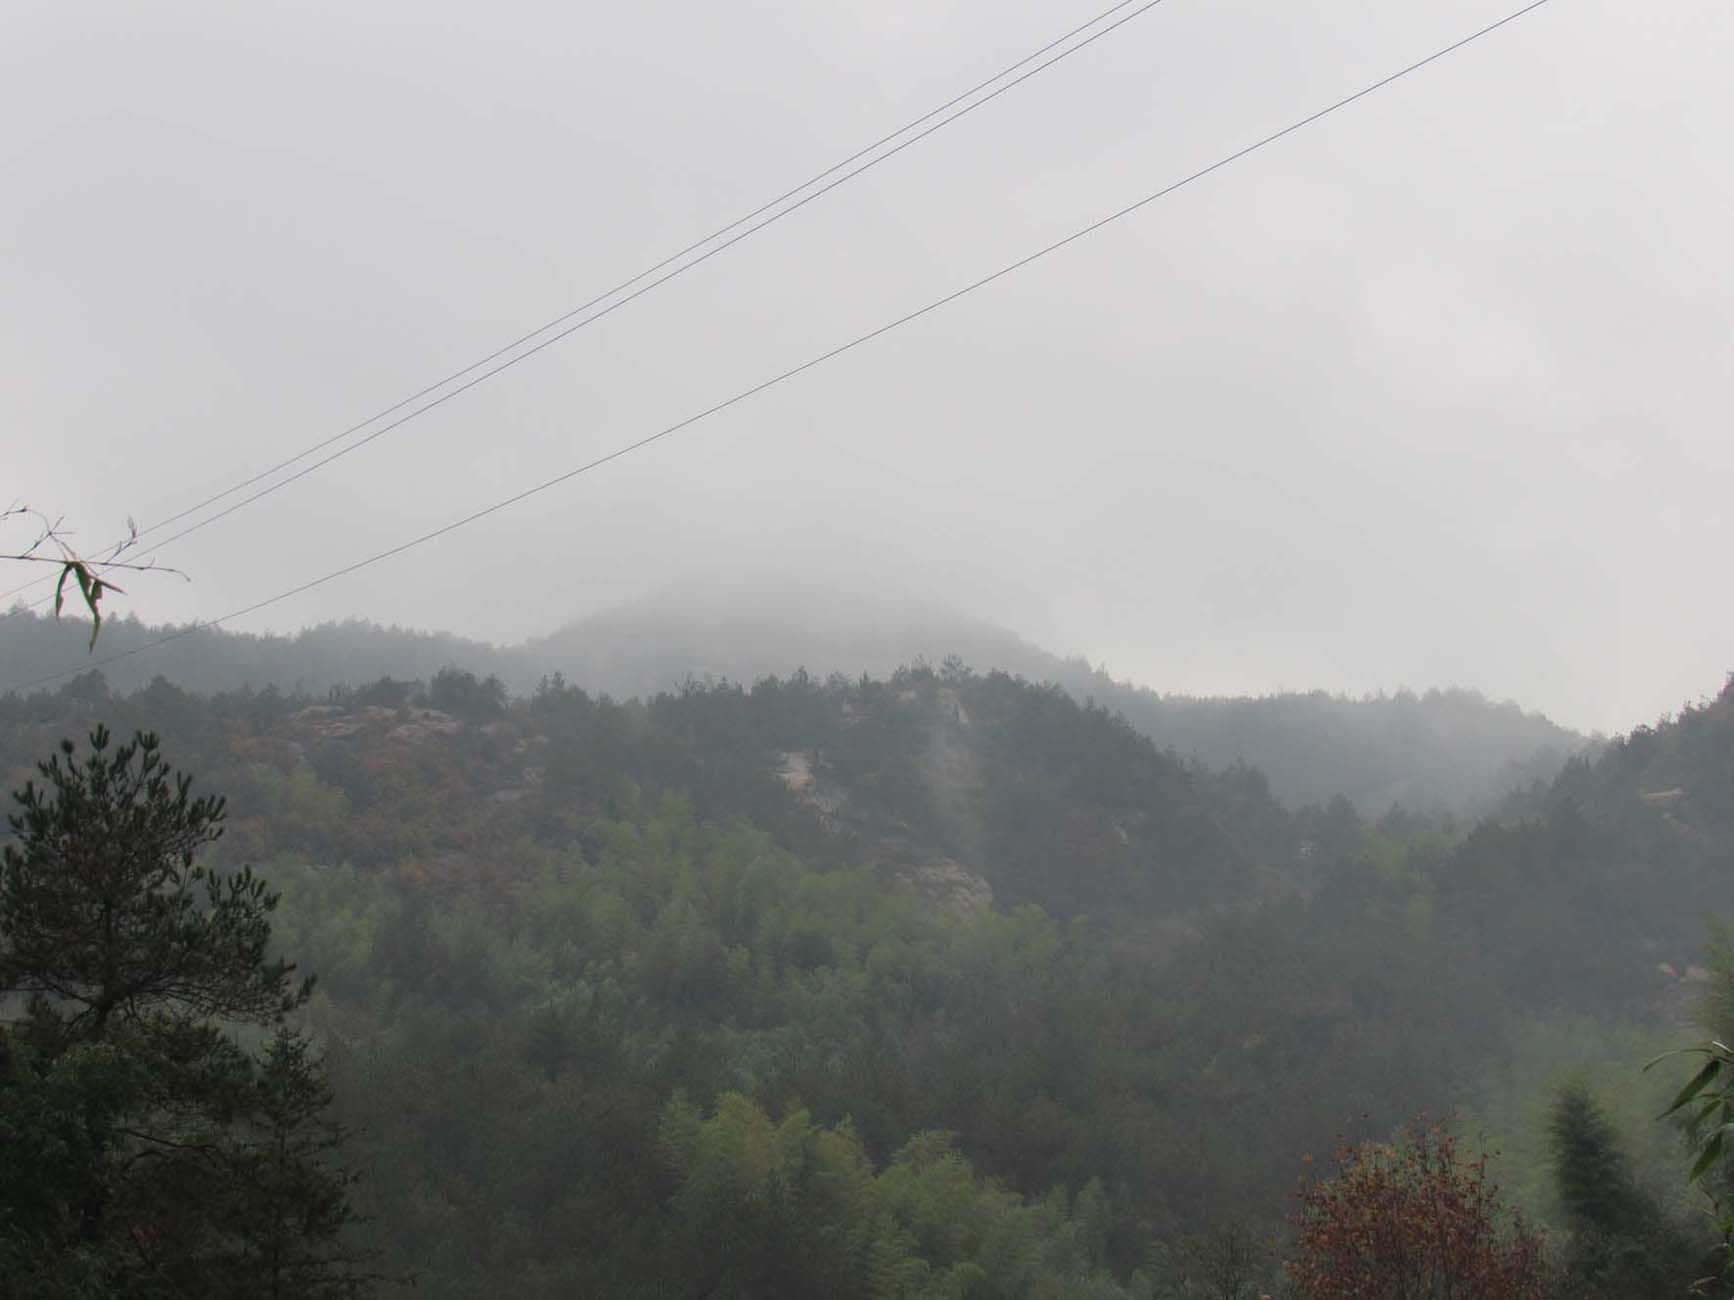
left=0, top=726, right=306, bottom=1037
left=1546, top=1082, right=1710, bottom=1298
left=0, top=727, right=375, bottom=1298
left=1546, top=1082, right=1651, bottom=1236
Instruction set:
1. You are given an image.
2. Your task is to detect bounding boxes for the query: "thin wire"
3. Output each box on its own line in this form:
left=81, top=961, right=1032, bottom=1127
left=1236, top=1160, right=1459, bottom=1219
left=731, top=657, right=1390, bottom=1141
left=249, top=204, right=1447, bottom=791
left=4, top=0, right=1557, bottom=695
left=0, top=0, right=1155, bottom=606
left=11, top=0, right=1170, bottom=618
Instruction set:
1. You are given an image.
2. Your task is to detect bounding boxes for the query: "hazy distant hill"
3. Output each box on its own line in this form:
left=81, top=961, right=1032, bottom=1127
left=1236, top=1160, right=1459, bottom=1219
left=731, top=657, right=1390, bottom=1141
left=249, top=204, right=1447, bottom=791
left=0, top=609, right=511, bottom=697
left=521, top=598, right=1587, bottom=813
left=0, top=592, right=1024, bottom=701
left=1069, top=677, right=1585, bottom=815
left=1, top=594, right=1585, bottom=814
left=514, top=588, right=1051, bottom=701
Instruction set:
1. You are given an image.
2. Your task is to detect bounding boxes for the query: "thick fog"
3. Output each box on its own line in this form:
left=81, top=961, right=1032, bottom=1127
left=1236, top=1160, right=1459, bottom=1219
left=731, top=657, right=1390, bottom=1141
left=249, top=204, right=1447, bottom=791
left=5, top=0, right=1730, bottom=732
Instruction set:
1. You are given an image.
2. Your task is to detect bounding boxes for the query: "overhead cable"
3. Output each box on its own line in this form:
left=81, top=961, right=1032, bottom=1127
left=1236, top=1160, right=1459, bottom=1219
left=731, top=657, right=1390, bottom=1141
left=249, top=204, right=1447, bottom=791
left=4, top=0, right=1558, bottom=694
left=1, top=0, right=1165, bottom=606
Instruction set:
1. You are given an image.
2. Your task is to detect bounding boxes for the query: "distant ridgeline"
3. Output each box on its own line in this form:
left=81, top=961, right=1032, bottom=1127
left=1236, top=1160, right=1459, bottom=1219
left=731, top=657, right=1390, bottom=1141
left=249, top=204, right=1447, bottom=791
left=0, top=652, right=1728, bottom=1296
left=1, top=603, right=1584, bottom=814
left=0, top=608, right=513, bottom=697
left=1070, top=677, right=1586, bottom=813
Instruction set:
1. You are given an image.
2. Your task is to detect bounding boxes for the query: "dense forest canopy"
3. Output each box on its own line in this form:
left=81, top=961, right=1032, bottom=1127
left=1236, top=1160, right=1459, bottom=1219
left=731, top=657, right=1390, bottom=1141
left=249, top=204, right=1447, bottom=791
left=2, top=640, right=1729, bottom=1296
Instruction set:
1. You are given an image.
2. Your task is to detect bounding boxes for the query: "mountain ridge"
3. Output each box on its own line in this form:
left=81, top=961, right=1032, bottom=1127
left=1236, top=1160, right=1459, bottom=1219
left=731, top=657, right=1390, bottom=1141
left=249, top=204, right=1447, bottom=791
left=2, top=596, right=1585, bottom=813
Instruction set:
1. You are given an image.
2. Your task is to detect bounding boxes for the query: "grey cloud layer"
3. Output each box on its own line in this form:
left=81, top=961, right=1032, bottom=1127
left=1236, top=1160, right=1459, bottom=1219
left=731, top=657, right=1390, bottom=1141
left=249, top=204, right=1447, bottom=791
left=4, top=0, right=1729, bottom=732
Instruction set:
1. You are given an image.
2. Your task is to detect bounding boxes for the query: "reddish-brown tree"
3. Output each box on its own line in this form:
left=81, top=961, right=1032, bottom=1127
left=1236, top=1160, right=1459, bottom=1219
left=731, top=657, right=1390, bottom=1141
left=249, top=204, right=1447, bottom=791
left=1288, top=1122, right=1547, bottom=1300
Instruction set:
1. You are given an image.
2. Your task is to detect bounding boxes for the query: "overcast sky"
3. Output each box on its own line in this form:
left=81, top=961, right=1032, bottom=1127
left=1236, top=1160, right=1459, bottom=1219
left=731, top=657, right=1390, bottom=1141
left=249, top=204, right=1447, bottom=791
left=4, top=0, right=1729, bottom=733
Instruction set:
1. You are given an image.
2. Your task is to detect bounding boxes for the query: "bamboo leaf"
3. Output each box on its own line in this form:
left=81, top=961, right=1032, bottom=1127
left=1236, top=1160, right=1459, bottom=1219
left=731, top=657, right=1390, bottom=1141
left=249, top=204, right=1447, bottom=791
left=1690, top=1129, right=1726, bottom=1182
left=1662, top=1058, right=1724, bottom=1118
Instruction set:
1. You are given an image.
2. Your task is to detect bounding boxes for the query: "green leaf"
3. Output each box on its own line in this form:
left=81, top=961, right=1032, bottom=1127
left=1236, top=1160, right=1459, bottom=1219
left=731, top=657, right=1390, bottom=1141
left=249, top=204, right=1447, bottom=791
left=1662, top=1057, right=1724, bottom=1118
left=1645, top=1042, right=1727, bottom=1072
left=1691, top=1129, right=1727, bottom=1182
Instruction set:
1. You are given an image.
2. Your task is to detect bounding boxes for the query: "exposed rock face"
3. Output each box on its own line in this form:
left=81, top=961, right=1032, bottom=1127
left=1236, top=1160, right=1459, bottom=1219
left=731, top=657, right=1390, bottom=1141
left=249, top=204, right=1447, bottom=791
left=899, top=858, right=994, bottom=922
left=385, top=712, right=464, bottom=745
left=776, top=749, right=815, bottom=793
left=776, top=750, right=849, bottom=832
left=778, top=745, right=992, bottom=921
left=921, top=686, right=982, bottom=850
left=291, top=704, right=464, bottom=744
left=291, top=705, right=366, bottom=739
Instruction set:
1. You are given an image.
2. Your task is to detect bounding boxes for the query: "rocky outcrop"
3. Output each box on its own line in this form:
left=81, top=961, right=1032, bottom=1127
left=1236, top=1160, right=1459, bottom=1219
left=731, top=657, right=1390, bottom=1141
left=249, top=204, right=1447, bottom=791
left=776, top=750, right=850, bottom=832
left=290, top=704, right=464, bottom=744
left=898, top=858, right=994, bottom=922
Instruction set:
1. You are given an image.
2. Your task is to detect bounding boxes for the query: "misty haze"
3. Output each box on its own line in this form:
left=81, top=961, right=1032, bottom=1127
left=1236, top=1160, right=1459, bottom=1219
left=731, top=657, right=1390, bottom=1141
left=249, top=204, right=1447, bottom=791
left=4, top=1, right=1732, bottom=1296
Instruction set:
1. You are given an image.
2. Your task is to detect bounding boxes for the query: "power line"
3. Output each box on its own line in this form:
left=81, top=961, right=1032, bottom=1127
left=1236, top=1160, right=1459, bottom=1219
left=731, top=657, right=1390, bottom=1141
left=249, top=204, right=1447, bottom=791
left=14, top=0, right=1171, bottom=614
left=2, top=0, right=1163, bottom=607
left=4, top=0, right=1558, bottom=695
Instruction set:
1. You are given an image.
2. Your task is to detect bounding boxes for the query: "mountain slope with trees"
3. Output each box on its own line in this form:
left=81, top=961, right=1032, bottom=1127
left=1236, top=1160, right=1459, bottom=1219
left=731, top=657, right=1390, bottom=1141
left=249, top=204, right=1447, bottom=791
left=2, top=663, right=1726, bottom=1295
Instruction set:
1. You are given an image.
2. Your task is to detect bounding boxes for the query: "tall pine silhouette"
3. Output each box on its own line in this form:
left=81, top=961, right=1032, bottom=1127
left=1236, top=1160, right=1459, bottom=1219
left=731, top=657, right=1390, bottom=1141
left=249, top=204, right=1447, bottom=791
left=0, top=727, right=375, bottom=1298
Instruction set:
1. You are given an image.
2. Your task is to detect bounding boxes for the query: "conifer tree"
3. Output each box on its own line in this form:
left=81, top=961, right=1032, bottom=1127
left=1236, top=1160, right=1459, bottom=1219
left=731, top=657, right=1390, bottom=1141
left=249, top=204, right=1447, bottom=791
left=1546, top=1082, right=1651, bottom=1236
left=1545, top=1084, right=1713, bottom=1298
left=0, top=727, right=374, bottom=1298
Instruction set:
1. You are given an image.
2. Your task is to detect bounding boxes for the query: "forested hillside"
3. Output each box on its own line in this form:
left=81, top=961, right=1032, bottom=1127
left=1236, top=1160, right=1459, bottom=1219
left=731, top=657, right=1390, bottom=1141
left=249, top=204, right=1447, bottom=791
left=2, top=660, right=1725, bottom=1296
left=2, top=600, right=1584, bottom=814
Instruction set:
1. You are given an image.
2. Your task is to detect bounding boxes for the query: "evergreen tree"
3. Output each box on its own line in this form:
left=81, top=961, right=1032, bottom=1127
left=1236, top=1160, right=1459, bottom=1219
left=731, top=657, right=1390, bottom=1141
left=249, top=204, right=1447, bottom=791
left=0, top=726, right=305, bottom=1036
left=1547, top=1082, right=1700, bottom=1299
left=1546, top=1082, right=1651, bottom=1235
left=0, top=727, right=374, bottom=1298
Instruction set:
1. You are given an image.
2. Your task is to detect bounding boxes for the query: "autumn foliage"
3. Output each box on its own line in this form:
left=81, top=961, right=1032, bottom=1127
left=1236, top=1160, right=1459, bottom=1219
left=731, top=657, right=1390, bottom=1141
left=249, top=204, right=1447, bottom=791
left=1288, top=1122, right=1546, bottom=1300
